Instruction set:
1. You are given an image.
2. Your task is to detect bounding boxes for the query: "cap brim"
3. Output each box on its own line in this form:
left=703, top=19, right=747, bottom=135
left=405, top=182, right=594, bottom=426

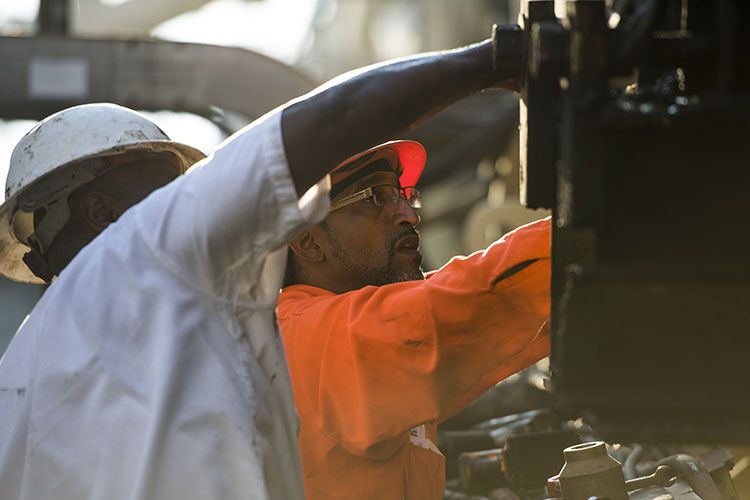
left=0, top=199, right=41, bottom=283
left=122, top=140, right=207, bottom=175
left=0, top=140, right=206, bottom=284
left=332, top=140, right=426, bottom=189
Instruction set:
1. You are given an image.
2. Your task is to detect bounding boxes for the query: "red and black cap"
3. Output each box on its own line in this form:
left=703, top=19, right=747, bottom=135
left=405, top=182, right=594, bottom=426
left=329, top=140, right=426, bottom=199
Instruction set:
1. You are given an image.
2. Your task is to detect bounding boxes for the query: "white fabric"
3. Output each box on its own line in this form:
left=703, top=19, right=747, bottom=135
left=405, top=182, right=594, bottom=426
left=0, top=110, right=330, bottom=500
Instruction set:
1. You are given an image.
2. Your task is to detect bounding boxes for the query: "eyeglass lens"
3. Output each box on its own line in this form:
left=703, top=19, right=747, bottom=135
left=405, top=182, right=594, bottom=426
left=372, top=185, right=422, bottom=208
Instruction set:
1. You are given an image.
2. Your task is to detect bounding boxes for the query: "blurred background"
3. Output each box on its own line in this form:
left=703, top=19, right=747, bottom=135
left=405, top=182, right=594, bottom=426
left=0, top=0, right=548, bottom=352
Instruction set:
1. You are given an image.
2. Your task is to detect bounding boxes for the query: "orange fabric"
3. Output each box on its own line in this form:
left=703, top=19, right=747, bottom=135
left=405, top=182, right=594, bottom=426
left=277, top=218, right=551, bottom=500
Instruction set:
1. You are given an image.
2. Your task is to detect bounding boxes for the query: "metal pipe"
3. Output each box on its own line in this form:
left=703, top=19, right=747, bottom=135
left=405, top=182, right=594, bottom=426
left=656, top=454, right=723, bottom=500
left=623, top=444, right=643, bottom=480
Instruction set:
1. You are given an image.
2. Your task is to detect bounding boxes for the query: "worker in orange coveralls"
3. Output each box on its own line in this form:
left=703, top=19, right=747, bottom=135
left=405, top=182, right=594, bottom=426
left=278, top=139, right=551, bottom=499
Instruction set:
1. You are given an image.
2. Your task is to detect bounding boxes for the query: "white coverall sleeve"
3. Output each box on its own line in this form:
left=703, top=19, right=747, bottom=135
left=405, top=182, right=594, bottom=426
left=132, top=110, right=330, bottom=301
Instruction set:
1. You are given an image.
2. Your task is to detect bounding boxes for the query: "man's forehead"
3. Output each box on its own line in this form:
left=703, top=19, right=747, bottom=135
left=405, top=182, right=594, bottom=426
left=351, top=170, right=398, bottom=190
left=330, top=149, right=402, bottom=199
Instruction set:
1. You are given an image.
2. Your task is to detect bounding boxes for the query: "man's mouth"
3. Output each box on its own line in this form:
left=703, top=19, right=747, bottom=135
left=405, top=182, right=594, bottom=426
left=394, top=233, right=421, bottom=254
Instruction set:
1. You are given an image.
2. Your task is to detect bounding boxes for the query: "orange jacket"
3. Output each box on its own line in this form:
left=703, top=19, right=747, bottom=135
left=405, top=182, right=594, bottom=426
left=277, top=218, right=551, bottom=500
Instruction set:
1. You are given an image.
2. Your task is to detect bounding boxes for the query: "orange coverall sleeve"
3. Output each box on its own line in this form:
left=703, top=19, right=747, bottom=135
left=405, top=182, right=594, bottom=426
left=277, top=218, right=551, bottom=458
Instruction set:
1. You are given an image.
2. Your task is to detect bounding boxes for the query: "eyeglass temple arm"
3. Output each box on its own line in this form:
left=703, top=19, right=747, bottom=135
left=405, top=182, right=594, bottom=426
left=329, top=187, right=374, bottom=212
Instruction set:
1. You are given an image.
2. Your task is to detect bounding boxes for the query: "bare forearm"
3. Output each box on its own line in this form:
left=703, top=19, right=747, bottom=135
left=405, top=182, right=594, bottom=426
left=282, top=39, right=512, bottom=196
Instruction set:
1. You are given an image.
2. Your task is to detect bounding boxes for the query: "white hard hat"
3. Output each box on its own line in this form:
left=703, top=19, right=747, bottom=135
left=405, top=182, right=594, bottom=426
left=0, top=103, right=206, bottom=284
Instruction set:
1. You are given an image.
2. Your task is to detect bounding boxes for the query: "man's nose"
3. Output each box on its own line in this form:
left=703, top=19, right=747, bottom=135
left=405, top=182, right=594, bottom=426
left=393, top=197, right=420, bottom=227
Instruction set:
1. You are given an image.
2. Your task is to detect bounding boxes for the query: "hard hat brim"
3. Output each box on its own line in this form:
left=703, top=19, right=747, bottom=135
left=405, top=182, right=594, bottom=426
left=0, top=140, right=206, bottom=284
left=332, top=140, right=426, bottom=190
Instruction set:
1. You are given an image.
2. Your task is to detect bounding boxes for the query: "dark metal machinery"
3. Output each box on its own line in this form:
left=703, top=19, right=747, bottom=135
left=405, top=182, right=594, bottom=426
left=498, top=0, right=750, bottom=443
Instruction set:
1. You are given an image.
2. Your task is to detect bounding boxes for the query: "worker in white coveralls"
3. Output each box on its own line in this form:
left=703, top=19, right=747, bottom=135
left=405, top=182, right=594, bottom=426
left=0, top=34, right=518, bottom=500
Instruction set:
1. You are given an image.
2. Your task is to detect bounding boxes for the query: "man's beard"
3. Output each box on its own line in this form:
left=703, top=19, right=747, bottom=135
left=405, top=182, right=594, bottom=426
left=370, top=239, right=425, bottom=286
left=322, top=224, right=424, bottom=287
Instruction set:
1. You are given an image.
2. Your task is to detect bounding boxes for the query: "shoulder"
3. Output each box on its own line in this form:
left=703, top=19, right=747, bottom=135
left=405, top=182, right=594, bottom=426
left=277, top=284, right=334, bottom=321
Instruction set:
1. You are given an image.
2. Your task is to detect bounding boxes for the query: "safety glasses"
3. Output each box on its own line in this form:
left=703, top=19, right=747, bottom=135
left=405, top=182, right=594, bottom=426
left=329, top=184, right=422, bottom=212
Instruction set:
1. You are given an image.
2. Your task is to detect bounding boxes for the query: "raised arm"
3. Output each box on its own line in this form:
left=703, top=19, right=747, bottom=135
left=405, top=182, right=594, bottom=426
left=132, top=36, right=517, bottom=297
left=282, top=39, right=516, bottom=196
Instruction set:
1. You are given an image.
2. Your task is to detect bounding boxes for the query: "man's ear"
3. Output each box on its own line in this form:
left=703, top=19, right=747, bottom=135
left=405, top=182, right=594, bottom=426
left=78, top=191, right=124, bottom=233
left=289, top=230, right=324, bottom=263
